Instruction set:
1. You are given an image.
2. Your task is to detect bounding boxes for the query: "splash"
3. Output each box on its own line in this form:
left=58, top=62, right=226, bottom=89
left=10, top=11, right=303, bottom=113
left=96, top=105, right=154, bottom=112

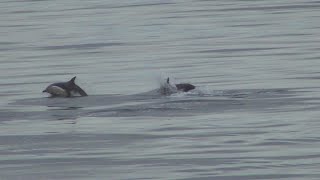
left=155, top=73, right=211, bottom=96
left=154, top=73, right=227, bottom=97
left=158, top=77, right=178, bottom=95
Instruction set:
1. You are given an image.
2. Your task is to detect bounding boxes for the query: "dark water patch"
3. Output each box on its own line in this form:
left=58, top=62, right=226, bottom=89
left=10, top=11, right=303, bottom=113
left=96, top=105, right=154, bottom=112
left=109, top=2, right=175, bottom=9
left=266, top=153, right=320, bottom=161
left=224, top=140, right=247, bottom=144
left=220, top=88, right=296, bottom=99
left=0, top=41, right=19, bottom=45
left=11, top=72, right=74, bottom=78
left=39, top=42, right=124, bottom=51
left=307, top=0, right=320, bottom=3
left=194, top=47, right=286, bottom=54
left=180, top=173, right=311, bottom=180
left=0, top=24, right=41, bottom=28
left=20, top=0, right=45, bottom=1
left=0, top=93, right=22, bottom=97
left=161, top=149, right=254, bottom=156
left=0, top=109, right=82, bottom=121
left=0, top=64, right=75, bottom=71
left=0, top=133, right=168, bottom=147
left=254, top=140, right=298, bottom=146
left=254, top=33, right=314, bottom=39
left=0, top=81, right=50, bottom=87
left=0, top=48, right=13, bottom=51
left=161, top=14, right=214, bottom=19
left=177, top=168, right=212, bottom=173
left=138, top=23, right=168, bottom=27
left=34, top=63, right=88, bottom=69
left=2, top=56, right=45, bottom=65
left=251, top=123, right=293, bottom=129
left=56, top=1, right=175, bottom=12
left=1, top=170, right=94, bottom=180
left=59, top=6, right=104, bottom=12
left=253, top=52, right=302, bottom=57
left=290, top=76, right=320, bottom=80
left=228, top=23, right=273, bottom=27
left=218, top=4, right=320, bottom=12
left=152, top=126, right=209, bottom=132
left=304, top=56, right=320, bottom=60
left=10, top=10, right=38, bottom=14
left=168, top=7, right=230, bottom=14
left=0, top=157, right=138, bottom=167
left=266, top=137, right=320, bottom=144
left=254, top=137, right=320, bottom=147
left=152, top=130, right=267, bottom=139
left=182, top=52, right=302, bottom=60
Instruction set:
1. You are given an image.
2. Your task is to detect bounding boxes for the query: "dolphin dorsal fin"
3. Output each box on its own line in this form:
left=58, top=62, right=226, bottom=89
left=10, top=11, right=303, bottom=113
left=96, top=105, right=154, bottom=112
left=70, top=76, right=76, bottom=84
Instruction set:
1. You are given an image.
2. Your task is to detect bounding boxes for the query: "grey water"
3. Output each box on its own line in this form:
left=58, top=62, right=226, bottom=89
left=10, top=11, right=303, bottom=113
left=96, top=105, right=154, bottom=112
left=1, top=0, right=320, bottom=179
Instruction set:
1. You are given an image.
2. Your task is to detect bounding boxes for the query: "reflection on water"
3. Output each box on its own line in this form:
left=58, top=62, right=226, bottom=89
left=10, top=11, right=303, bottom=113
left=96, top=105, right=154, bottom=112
left=1, top=0, right=320, bottom=179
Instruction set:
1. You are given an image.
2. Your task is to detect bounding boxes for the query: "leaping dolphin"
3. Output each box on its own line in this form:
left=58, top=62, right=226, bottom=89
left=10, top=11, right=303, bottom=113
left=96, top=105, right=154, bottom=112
left=43, top=76, right=88, bottom=97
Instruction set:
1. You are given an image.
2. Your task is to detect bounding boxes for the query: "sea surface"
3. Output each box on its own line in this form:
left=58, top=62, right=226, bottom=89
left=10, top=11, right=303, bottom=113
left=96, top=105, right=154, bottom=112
left=1, top=0, right=320, bottom=179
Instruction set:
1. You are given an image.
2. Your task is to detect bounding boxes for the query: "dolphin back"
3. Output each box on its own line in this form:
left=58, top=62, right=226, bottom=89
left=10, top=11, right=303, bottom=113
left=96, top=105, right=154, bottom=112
left=175, top=83, right=195, bottom=92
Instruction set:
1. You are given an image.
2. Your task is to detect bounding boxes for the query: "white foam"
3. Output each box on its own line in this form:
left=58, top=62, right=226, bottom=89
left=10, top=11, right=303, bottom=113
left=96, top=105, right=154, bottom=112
left=154, top=73, right=223, bottom=97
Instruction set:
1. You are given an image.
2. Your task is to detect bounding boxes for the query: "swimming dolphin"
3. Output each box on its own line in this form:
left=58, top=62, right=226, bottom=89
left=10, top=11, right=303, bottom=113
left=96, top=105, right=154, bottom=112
left=42, top=76, right=88, bottom=97
left=167, top=78, right=195, bottom=92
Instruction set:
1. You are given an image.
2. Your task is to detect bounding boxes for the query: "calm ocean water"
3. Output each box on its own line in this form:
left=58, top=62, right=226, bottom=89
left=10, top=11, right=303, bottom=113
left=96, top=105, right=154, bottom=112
left=1, top=0, right=320, bottom=179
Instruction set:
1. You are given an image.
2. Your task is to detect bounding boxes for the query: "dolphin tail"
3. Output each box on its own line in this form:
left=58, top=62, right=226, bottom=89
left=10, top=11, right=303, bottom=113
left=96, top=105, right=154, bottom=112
left=76, top=85, right=88, bottom=96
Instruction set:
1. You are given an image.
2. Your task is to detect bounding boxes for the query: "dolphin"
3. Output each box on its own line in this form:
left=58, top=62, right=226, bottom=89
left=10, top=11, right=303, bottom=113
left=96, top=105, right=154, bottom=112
left=167, top=78, right=195, bottom=92
left=42, top=76, right=88, bottom=97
